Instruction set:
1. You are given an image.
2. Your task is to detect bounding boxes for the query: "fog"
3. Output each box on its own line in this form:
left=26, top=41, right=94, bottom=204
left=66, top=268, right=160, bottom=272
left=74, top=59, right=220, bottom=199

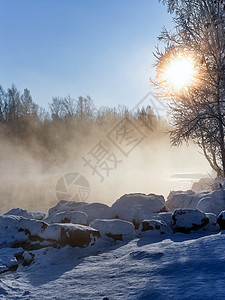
left=0, top=116, right=210, bottom=214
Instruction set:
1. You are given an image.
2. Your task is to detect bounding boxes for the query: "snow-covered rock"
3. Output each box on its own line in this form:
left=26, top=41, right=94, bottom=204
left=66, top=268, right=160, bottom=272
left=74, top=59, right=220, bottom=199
left=18, top=218, right=100, bottom=248
left=196, top=189, right=225, bottom=215
left=78, top=203, right=112, bottom=224
left=172, top=209, right=209, bottom=233
left=111, top=193, right=168, bottom=227
left=4, top=208, right=45, bottom=220
left=137, top=219, right=171, bottom=236
left=0, top=247, right=23, bottom=274
left=143, top=212, right=173, bottom=228
left=192, top=178, right=214, bottom=193
left=89, top=219, right=135, bottom=241
left=48, top=200, right=87, bottom=215
left=43, top=211, right=88, bottom=225
left=202, top=213, right=220, bottom=232
left=39, top=223, right=100, bottom=247
left=166, top=190, right=208, bottom=210
left=217, top=210, right=225, bottom=230
left=0, top=215, right=27, bottom=246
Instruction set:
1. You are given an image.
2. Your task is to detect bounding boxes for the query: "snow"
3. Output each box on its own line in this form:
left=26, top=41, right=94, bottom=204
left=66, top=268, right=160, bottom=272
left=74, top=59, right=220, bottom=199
left=111, top=193, right=167, bottom=226
left=1, top=233, right=225, bottom=299
left=2, top=190, right=225, bottom=299
left=89, top=219, right=135, bottom=241
left=43, top=211, right=88, bottom=225
left=78, top=203, right=112, bottom=224
left=172, top=209, right=209, bottom=233
left=4, top=208, right=45, bottom=220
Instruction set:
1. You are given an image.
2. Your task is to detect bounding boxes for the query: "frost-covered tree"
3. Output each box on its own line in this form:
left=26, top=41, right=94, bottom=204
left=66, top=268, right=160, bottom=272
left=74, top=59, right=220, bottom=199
left=154, top=0, right=225, bottom=178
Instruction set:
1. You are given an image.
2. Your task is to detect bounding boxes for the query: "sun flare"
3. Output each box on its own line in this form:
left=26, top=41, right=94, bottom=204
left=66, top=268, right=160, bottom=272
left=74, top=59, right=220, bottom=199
left=165, top=54, right=195, bottom=90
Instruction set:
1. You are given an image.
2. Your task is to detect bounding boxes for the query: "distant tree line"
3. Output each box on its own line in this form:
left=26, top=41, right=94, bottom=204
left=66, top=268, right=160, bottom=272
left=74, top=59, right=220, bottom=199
left=0, top=85, right=164, bottom=165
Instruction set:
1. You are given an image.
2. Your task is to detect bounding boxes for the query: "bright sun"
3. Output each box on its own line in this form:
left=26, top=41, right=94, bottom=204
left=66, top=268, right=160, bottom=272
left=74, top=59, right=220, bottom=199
left=165, top=55, right=195, bottom=90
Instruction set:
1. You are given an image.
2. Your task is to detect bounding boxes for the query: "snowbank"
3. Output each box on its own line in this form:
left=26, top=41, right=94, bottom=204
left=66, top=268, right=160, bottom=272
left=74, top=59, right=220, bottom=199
left=172, top=209, right=209, bottom=233
left=89, top=219, right=135, bottom=241
left=78, top=203, right=112, bottom=224
left=111, top=193, right=168, bottom=227
left=43, top=211, right=88, bottom=225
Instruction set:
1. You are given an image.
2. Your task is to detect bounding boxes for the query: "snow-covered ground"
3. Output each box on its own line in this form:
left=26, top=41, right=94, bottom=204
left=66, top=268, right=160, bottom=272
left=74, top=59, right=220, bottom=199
left=1, top=190, right=225, bottom=299
left=1, top=232, right=225, bottom=299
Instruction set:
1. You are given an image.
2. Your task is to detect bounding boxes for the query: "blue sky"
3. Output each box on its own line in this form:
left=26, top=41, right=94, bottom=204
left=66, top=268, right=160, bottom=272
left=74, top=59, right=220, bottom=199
left=0, top=0, right=173, bottom=109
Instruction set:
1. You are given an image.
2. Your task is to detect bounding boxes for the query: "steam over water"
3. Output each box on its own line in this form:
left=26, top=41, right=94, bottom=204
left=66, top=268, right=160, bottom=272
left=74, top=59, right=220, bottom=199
left=0, top=125, right=210, bottom=214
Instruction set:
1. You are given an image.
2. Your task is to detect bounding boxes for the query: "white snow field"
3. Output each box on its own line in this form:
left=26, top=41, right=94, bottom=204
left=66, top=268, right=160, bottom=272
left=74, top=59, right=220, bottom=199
left=1, top=233, right=225, bottom=299
left=1, top=192, right=225, bottom=299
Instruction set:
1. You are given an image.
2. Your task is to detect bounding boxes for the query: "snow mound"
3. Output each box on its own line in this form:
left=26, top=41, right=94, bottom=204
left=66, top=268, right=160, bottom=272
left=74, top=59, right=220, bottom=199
left=196, top=189, right=225, bottom=215
left=48, top=200, right=87, bottom=215
left=78, top=203, right=112, bottom=224
left=4, top=208, right=45, bottom=220
left=89, top=219, right=135, bottom=241
left=172, top=209, right=209, bottom=233
left=43, top=211, right=88, bottom=225
left=137, top=219, right=171, bottom=236
left=217, top=210, right=225, bottom=230
left=111, top=193, right=168, bottom=227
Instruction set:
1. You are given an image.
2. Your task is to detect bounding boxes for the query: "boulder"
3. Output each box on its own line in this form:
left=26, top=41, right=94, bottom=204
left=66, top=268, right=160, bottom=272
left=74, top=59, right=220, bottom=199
left=48, top=200, right=87, bottom=215
left=144, top=212, right=173, bottom=228
left=89, top=219, right=135, bottom=241
left=78, top=203, right=112, bottom=224
left=111, top=193, right=168, bottom=228
left=43, top=211, right=88, bottom=225
left=18, top=218, right=100, bottom=248
left=39, top=223, right=100, bottom=247
left=202, top=213, right=220, bottom=232
left=137, top=219, right=171, bottom=236
left=0, top=215, right=27, bottom=247
left=166, top=190, right=208, bottom=210
left=196, top=189, right=225, bottom=215
left=4, top=208, right=45, bottom=220
left=217, top=210, right=225, bottom=230
left=172, top=209, right=209, bottom=233
left=0, top=247, right=23, bottom=274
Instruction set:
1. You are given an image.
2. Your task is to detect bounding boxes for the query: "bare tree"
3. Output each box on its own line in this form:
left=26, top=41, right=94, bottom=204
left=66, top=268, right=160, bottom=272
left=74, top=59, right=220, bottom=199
left=154, top=0, right=225, bottom=178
